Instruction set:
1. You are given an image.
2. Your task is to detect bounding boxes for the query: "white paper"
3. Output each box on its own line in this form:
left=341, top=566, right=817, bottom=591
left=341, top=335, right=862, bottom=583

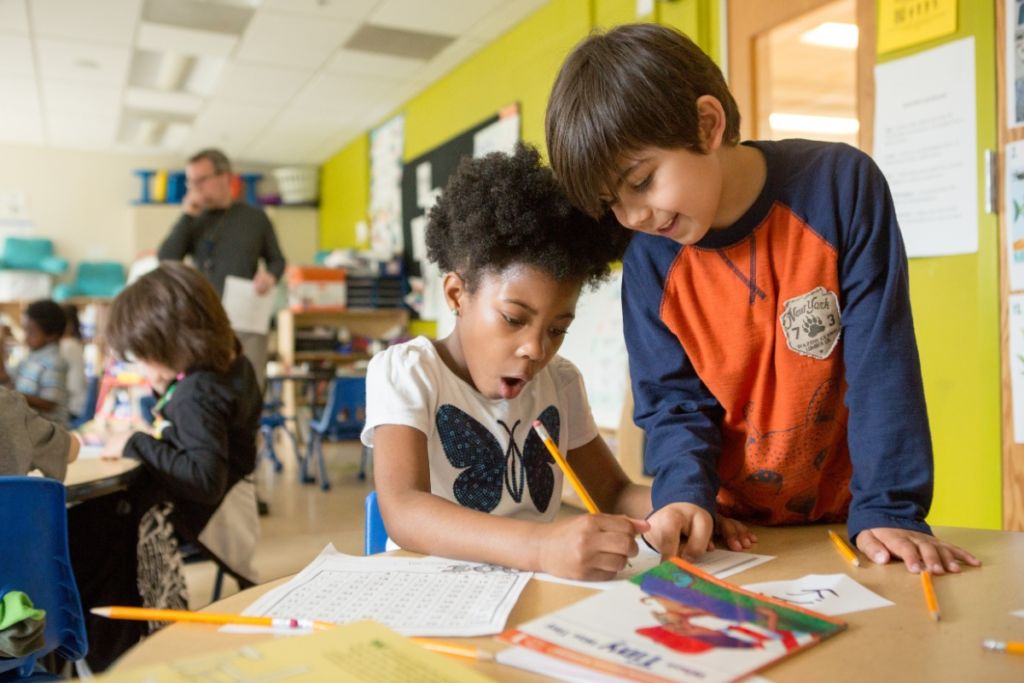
left=873, top=37, right=978, bottom=257
left=221, top=276, right=274, bottom=334
left=534, top=545, right=774, bottom=590
left=1012, top=609, right=1024, bottom=618
left=472, top=113, right=519, bottom=158
left=416, top=161, right=434, bottom=209
left=234, top=545, right=531, bottom=637
left=742, top=574, right=893, bottom=616
left=1006, top=141, right=1024, bottom=290
left=1010, top=294, right=1024, bottom=443
left=370, top=114, right=404, bottom=257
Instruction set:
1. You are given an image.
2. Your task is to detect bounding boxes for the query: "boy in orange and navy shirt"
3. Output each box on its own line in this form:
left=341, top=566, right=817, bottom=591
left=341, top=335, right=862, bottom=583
left=545, top=23, right=979, bottom=575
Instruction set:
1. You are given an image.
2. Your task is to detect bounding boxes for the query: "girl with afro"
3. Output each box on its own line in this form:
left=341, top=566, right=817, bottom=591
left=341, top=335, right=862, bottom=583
left=361, top=144, right=719, bottom=580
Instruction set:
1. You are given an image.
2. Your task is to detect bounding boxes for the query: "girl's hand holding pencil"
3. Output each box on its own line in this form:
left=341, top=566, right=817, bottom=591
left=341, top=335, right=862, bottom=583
left=534, top=513, right=649, bottom=581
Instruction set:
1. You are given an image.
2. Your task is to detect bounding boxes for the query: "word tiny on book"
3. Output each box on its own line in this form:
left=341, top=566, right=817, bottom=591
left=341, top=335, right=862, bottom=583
left=498, top=557, right=846, bottom=683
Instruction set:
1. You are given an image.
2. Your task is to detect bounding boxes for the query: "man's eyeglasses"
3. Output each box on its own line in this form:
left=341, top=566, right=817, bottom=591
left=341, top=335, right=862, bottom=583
left=186, top=171, right=224, bottom=187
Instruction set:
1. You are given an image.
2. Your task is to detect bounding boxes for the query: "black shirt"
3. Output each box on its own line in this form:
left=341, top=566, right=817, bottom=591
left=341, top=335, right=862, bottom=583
left=158, top=202, right=286, bottom=295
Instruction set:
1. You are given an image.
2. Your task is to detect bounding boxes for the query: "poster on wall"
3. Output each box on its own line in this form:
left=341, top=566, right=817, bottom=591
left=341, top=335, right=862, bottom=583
left=369, top=115, right=404, bottom=256
left=876, top=0, right=957, bottom=54
left=1007, top=0, right=1024, bottom=128
left=873, top=37, right=978, bottom=257
left=400, top=104, right=521, bottom=324
left=1010, top=293, right=1024, bottom=442
left=1005, top=140, right=1024, bottom=289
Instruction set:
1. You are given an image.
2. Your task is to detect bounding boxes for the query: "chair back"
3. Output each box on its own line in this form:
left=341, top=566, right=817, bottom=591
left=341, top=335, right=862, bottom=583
left=313, top=376, right=366, bottom=440
left=0, top=477, right=88, bottom=678
left=68, top=376, right=100, bottom=429
left=364, top=491, right=389, bottom=555
left=74, top=262, right=126, bottom=298
left=1, top=238, right=52, bottom=269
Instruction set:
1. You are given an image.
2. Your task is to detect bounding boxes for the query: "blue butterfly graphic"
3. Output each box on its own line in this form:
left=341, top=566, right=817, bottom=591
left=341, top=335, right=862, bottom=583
left=435, top=404, right=559, bottom=513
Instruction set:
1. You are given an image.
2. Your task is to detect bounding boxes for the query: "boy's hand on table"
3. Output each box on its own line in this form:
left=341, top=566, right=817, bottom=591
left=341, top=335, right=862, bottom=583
left=856, top=527, right=982, bottom=575
left=714, top=514, right=758, bottom=551
left=644, top=502, right=714, bottom=561
left=537, top=513, right=648, bottom=581
left=99, top=430, right=135, bottom=459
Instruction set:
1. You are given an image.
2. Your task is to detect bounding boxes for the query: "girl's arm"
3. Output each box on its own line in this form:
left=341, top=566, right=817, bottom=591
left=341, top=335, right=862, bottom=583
left=373, top=423, right=645, bottom=581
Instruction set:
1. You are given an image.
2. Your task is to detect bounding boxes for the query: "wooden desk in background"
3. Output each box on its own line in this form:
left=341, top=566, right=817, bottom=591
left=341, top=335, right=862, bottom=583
left=113, top=525, right=1024, bottom=682
left=64, top=457, right=140, bottom=504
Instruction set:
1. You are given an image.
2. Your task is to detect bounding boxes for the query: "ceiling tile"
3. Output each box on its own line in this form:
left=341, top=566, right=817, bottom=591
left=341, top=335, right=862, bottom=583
left=327, top=48, right=424, bottom=80
left=290, top=72, right=394, bottom=115
left=235, top=10, right=357, bottom=69
left=31, top=0, right=141, bottom=45
left=187, top=101, right=278, bottom=157
left=259, top=0, right=378, bottom=21
left=216, top=63, right=312, bottom=107
left=42, top=81, right=121, bottom=118
left=46, top=112, right=117, bottom=147
left=0, top=0, right=29, bottom=33
left=465, top=0, right=547, bottom=40
left=413, top=36, right=487, bottom=87
left=370, top=0, right=503, bottom=36
left=243, top=109, right=350, bottom=164
left=0, top=74, right=39, bottom=117
left=0, top=31, right=33, bottom=76
left=125, top=87, right=205, bottom=115
left=142, top=0, right=252, bottom=35
left=37, top=38, right=131, bottom=85
left=0, top=116, right=44, bottom=144
left=136, top=22, right=238, bottom=57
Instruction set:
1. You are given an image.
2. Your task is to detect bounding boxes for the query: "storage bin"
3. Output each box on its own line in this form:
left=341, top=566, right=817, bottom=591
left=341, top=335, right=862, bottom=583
left=273, top=166, right=319, bottom=204
left=286, top=266, right=346, bottom=311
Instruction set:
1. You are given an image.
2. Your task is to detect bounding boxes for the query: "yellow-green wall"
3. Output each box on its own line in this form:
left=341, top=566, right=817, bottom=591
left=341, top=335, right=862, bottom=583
left=316, top=0, right=1003, bottom=529
left=882, top=3, right=1001, bottom=529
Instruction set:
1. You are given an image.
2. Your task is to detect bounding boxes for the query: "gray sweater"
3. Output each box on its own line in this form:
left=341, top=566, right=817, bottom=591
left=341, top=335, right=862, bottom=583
left=0, top=386, right=69, bottom=480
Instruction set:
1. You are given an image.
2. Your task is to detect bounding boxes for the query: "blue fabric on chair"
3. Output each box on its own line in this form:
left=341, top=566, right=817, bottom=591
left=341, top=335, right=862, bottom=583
left=68, top=377, right=99, bottom=430
left=303, top=376, right=368, bottom=491
left=53, top=262, right=126, bottom=301
left=0, top=477, right=88, bottom=680
left=364, top=491, right=388, bottom=555
left=0, top=237, right=68, bottom=275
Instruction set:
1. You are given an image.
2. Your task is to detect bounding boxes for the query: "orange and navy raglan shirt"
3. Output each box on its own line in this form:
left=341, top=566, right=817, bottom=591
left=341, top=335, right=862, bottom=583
left=623, top=139, right=933, bottom=541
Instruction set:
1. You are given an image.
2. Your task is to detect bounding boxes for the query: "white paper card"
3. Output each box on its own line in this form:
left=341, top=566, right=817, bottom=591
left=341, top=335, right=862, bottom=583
left=1012, top=609, right=1024, bottom=618
left=742, top=573, right=893, bottom=615
left=873, top=37, right=978, bottom=257
left=221, top=275, right=274, bottom=334
left=232, top=545, right=531, bottom=637
left=534, top=545, right=774, bottom=590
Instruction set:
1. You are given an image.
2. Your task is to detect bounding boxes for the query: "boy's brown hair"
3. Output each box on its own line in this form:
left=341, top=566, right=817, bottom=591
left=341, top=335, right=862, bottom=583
left=106, top=261, right=235, bottom=373
left=545, top=23, right=740, bottom=217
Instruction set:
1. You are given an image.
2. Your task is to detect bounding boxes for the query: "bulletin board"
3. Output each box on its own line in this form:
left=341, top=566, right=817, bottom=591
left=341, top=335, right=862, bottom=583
left=400, top=105, right=520, bottom=320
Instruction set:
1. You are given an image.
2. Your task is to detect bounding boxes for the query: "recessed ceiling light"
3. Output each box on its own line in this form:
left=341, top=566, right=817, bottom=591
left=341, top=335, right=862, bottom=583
left=74, top=58, right=100, bottom=69
left=800, top=22, right=858, bottom=50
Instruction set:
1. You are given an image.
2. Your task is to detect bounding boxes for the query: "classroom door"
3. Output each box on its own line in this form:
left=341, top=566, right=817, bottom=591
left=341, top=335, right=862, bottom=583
left=727, top=1, right=1003, bottom=529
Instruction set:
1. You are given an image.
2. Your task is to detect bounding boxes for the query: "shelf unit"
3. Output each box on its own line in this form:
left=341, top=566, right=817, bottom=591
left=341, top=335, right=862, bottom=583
left=275, top=307, right=410, bottom=419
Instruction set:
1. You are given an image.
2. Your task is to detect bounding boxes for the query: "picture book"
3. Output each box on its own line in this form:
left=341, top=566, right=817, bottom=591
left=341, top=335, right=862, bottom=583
left=499, top=558, right=846, bottom=683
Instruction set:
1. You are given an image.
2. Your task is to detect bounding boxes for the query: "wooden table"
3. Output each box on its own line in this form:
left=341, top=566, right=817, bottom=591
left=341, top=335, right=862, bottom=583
left=114, top=525, right=1024, bottom=681
left=64, top=457, right=140, bottom=503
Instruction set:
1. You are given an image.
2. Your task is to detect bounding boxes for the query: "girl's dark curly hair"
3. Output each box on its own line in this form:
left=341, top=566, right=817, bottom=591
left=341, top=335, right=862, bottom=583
left=425, top=143, right=630, bottom=292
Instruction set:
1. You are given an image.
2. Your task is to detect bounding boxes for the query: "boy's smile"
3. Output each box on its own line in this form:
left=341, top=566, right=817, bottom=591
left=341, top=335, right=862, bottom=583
left=438, top=265, right=581, bottom=401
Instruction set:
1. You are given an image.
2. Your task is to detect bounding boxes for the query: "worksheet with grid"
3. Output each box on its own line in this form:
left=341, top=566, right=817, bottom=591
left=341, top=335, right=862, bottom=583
left=239, top=546, right=531, bottom=637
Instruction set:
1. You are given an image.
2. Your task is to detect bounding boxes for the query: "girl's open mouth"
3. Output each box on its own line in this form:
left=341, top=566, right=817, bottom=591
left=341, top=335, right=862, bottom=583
left=499, top=376, right=526, bottom=399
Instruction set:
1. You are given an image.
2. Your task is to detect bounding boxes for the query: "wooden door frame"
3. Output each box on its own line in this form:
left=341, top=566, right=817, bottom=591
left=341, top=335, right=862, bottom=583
left=996, top=0, right=1024, bottom=530
left=726, top=0, right=876, bottom=152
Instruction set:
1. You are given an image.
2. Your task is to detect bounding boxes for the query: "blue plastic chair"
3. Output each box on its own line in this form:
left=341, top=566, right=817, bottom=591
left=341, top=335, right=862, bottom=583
left=0, top=477, right=88, bottom=680
left=364, top=491, right=389, bottom=555
left=53, top=262, right=126, bottom=301
left=259, top=381, right=301, bottom=475
left=303, top=376, right=369, bottom=490
left=0, top=237, right=68, bottom=275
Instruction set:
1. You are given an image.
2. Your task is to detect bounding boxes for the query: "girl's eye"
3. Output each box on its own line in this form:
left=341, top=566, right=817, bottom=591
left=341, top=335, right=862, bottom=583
left=502, top=314, right=524, bottom=327
left=632, top=175, right=652, bottom=192
left=550, top=328, right=568, bottom=338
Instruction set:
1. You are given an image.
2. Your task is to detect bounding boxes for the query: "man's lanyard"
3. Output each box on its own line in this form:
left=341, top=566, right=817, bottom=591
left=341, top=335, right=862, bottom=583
left=153, top=373, right=186, bottom=418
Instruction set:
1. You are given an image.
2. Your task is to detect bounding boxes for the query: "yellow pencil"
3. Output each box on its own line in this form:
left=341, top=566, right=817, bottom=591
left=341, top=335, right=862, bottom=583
left=981, top=639, right=1024, bottom=655
left=91, top=606, right=335, bottom=631
left=532, top=420, right=598, bottom=513
left=410, top=637, right=495, bottom=661
left=827, top=529, right=860, bottom=568
left=920, top=570, right=941, bottom=621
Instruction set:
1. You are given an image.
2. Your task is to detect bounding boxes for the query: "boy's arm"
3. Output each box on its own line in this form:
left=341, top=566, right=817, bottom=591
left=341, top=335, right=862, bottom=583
left=837, top=153, right=935, bottom=543
left=622, top=241, right=724, bottom=519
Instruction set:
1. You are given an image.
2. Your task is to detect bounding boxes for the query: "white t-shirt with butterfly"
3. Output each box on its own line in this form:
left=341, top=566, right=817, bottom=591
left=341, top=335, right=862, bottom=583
left=361, top=336, right=600, bottom=522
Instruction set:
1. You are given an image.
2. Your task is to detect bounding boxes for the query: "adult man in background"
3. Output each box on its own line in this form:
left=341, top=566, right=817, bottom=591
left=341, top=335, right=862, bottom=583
left=158, top=148, right=285, bottom=389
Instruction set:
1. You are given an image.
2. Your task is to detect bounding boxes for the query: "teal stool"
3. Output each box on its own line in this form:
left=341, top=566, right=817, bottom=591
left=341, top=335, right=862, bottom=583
left=54, top=261, right=126, bottom=301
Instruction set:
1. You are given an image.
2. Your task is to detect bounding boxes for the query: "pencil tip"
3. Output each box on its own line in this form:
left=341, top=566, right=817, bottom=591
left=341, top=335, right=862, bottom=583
left=91, top=607, right=111, bottom=616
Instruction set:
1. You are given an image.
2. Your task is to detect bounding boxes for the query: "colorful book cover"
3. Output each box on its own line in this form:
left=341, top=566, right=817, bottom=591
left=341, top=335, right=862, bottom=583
left=499, top=558, right=846, bottom=683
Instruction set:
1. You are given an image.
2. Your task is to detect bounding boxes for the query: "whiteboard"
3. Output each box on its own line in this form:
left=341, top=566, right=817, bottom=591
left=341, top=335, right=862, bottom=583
left=558, top=269, right=627, bottom=430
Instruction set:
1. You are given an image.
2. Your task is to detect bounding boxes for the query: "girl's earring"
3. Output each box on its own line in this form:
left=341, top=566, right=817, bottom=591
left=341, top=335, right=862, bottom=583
left=451, top=308, right=460, bottom=317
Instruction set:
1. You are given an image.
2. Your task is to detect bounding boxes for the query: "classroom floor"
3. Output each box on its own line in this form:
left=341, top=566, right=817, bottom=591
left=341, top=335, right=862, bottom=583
left=183, top=438, right=372, bottom=608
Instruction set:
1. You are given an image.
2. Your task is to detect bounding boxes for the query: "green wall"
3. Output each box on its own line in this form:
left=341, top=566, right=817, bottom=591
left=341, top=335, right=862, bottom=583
left=316, top=0, right=1003, bottom=529
left=880, top=3, right=1001, bottom=528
